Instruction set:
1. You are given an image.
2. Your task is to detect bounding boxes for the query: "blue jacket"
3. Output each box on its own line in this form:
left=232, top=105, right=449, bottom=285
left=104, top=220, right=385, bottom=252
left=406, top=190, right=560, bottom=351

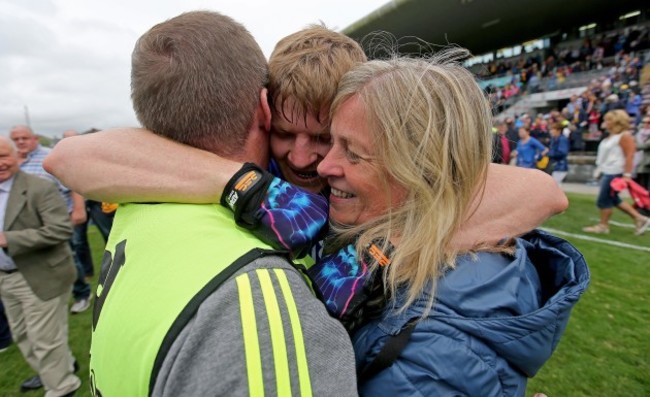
left=353, top=230, right=589, bottom=397
left=548, top=135, right=570, bottom=172
left=516, top=137, right=547, bottom=168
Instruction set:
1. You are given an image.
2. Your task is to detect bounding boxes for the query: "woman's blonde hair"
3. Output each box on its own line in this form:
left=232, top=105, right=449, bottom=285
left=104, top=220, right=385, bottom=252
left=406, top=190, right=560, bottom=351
left=604, top=109, right=631, bottom=134
left=331, top=48, right=493, bottom=314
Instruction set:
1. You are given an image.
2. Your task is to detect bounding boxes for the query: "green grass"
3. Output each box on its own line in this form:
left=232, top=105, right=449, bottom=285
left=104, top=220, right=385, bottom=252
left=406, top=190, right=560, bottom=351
left=1, top=193, right=648, bottom=396
left=527, top=193, right=650, bottom=397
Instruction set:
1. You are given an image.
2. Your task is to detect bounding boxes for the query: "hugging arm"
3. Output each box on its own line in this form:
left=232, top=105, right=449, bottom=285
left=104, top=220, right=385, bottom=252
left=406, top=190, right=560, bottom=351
left=452, top=164, right=568, bottom=250
left=44, top=128, right=239, bottom=203
left=44, top=128, right=328, bottom=257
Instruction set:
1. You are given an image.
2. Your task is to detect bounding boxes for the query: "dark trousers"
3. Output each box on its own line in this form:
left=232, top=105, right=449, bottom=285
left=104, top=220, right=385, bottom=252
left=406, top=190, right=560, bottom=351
left=0, top=300, right=11, bottom=349
left=72, top=222, right=94, bottom=277
left=87, top=200, right=114, bottom=242
left=70, top=241, right=91, bottom=301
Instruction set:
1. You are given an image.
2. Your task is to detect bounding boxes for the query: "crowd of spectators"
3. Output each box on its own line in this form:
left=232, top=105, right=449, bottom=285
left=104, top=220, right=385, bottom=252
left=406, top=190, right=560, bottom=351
left=494, top=50, right=648, bottom=151
left=479, top=24, right=649, bottom=80
left=482, top=24, right=650, bottom=113
left=492, top=70, right=650, bottom=192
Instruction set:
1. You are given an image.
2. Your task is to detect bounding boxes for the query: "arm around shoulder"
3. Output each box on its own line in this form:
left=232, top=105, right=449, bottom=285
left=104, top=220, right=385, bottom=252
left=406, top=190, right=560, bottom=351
left=44, top=128, right=239, bottom=203
left=452, top=164, right=568, bottom=249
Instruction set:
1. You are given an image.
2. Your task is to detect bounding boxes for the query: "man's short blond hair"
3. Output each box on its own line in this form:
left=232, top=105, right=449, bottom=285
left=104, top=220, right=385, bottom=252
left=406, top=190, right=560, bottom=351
left=268, top=25, right=366, bottom=122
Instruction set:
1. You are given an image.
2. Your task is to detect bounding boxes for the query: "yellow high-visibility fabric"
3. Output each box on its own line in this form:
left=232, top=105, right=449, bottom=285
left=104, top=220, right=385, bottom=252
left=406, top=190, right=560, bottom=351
left=89, top=203, right=274, bottom=396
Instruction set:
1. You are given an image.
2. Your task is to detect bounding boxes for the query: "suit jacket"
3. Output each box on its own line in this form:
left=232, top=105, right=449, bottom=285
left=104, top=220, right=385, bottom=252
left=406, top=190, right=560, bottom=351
left=3, top=171, right=76, bottom=300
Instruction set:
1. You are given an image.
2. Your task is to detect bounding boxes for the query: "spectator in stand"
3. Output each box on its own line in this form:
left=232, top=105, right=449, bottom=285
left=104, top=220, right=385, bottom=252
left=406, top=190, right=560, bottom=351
left=557, top=116, right=574, bottom=143
left=527, top=66, right=541, bottom=94
left=593, top=43, right=604, bottom=66
left=625, top=85, right=642, bottom=124
left=566, top=95, right=580, bottom=114
left=583, top=110, right=650, bottom=235
left=569, top=106, right=587, bottom=151
left=532, top=114, right=547, bottom=131
left=514, top=127, right=548, bottom=169
left=506, top=117, right=519, bottom=144
left=522, top=114, right=533, bottom=130
left=548, top=123, right=570, bottom=184
left=635, top=117, right=650, bottom=191
left=588, top=107, right=602, bottom=140
left=603, top=94, right=625, bottom=114
left=582, top=91, right=594, bottom=112
left=531, top=114, right=550, bottom=146
left=492, top=120, right=515, bottom=165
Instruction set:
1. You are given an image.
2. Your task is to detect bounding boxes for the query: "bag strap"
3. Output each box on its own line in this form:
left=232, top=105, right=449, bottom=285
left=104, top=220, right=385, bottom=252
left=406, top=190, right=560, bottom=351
left=358, top=317, right=418, bottom=383
left=149, top=248, right=286, bottom=395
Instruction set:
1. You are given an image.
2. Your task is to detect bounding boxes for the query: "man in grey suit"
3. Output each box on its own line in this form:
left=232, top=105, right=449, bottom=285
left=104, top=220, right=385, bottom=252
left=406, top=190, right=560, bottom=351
left=0, top=136, right=81, bottom=396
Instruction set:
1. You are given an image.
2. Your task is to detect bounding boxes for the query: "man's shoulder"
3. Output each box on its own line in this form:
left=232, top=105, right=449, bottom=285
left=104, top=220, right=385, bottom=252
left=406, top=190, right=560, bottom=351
left=226, top=254, right=307, bottom=286
left=31, top=145, right=52, bottom=157
left=22, top=146, right=50, bottom=165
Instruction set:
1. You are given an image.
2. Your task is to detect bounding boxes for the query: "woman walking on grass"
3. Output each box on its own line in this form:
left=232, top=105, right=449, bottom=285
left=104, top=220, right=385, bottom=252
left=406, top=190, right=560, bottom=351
left=583, top=109, right=650, bottom=235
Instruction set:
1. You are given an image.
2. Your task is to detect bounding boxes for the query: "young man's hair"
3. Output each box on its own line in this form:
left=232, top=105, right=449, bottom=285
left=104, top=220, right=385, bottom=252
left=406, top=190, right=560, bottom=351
left=131, top=11, right=268, bottom=155
left=268, top=25, right=367, bottom=122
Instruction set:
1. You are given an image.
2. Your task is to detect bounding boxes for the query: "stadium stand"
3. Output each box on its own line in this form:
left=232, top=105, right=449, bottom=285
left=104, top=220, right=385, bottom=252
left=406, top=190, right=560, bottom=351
left=343, top=1, right=650, bottom=182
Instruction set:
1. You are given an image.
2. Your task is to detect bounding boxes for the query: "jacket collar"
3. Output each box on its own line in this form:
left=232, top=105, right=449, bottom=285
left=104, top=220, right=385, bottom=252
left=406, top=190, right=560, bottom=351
left=4, top=171, right=28, bottom=229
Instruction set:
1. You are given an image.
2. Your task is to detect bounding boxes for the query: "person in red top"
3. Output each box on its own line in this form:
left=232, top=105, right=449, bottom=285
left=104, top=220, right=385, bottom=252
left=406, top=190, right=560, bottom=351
left=492, top=120, right=514, bottom=165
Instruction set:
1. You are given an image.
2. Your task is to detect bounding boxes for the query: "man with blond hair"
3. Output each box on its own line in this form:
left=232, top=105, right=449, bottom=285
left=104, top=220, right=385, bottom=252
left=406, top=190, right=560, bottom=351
left=265, top=24, right=367, bottom=193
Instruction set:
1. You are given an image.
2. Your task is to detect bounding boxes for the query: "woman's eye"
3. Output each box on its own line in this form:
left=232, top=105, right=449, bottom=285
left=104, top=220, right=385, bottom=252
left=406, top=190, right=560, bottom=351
left=346, top=149, right=361, bottom=163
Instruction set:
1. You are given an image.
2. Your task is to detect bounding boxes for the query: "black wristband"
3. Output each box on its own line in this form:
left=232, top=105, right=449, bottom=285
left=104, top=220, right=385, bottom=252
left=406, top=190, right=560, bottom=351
left=220, top=163, right=274, bottom=228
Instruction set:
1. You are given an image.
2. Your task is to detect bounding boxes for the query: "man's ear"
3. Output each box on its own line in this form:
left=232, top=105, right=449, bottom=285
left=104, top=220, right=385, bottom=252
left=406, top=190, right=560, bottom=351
left=259, top=88, right=272, bottom=133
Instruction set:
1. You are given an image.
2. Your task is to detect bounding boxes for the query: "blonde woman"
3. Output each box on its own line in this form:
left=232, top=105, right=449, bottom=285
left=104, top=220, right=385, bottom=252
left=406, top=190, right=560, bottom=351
left=314, top=51, right=588, bottom=396
left=583, top=110, right=650, bottom=235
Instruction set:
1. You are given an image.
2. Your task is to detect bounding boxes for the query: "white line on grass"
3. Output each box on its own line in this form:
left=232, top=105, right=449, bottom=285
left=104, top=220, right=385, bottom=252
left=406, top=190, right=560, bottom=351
left=542, top=227, right=650, bottom=253
left=590, top=218, right=634, bottom=229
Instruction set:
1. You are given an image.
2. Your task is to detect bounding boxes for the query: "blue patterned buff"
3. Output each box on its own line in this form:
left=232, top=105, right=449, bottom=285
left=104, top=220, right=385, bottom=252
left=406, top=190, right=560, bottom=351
left=307, top=241, right=392, bottom=330
left=307, top=244, right=370, bottom=319
left=251, top=178, right=329, bottom=259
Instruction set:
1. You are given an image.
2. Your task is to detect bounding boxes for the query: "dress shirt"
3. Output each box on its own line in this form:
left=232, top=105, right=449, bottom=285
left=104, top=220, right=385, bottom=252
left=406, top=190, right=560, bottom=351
left=20, top=145, right=72, bottom=211
left=0, top=176, right=17, bottom=271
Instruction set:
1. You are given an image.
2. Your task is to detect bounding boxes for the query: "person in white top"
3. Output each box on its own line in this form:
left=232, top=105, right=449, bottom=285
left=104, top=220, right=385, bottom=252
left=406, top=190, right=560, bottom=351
left=583, top=109, right=650, bottom=235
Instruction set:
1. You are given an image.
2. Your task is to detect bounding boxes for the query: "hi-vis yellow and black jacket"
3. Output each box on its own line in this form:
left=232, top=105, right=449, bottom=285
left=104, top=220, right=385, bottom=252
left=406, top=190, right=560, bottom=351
left=89, top=203, right=357, bottom=397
